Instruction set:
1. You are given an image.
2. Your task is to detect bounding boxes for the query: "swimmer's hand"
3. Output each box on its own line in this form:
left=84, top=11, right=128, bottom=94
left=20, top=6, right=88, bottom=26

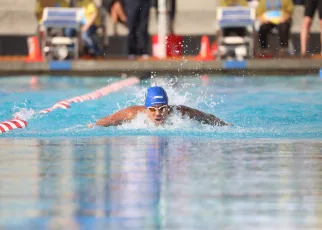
left=87, top=123, right=96, bottom=128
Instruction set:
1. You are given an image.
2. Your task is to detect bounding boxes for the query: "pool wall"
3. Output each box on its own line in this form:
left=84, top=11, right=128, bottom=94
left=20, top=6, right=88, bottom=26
left=0, top=58, right=321, bottom=76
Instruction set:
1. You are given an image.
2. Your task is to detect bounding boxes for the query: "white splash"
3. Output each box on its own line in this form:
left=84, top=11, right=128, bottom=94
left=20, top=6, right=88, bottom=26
left=138, top=81, right=192, bottom=107
left=13, top=108, right=36, bottom=120
left=119, top=111, right=208, bottom=131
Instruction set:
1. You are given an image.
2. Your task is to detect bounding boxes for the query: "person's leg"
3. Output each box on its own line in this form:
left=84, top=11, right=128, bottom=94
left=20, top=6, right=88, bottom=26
left=300, top=0, right=317, bottom=55
left=169, top=0, right=176, bottom=34
left=258, top=23, right=274, bottom=50
left=123, top=0, right=141, bottom=56
left=82, top=25, right=99, bottom=56
left=277, top=20, right=292, bottom=56
left=137, top=0, right=151, bottom=56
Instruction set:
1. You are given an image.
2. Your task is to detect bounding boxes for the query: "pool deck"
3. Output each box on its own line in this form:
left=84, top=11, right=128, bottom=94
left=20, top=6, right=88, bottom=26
left=0, top=56, right=321, bottom=76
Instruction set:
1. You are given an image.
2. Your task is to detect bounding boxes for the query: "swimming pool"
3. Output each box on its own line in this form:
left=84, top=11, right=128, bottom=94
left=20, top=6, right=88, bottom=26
left=0, top=75, right=321, bottom=139
left=0, top=75, right=322, bottom=229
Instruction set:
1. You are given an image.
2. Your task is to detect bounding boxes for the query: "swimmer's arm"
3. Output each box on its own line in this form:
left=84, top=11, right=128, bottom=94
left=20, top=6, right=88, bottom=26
left=95, top=106, right=145, bottom=127
left=175, top=105, right=232, bottom=126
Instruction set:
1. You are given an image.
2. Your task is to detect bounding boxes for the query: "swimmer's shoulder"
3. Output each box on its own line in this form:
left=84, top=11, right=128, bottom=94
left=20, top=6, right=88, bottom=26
left=121, top=105, right=146, bottom=118
left=107, top=105, right=145, bottom=123
left=126, top=105, right=146, bottom=112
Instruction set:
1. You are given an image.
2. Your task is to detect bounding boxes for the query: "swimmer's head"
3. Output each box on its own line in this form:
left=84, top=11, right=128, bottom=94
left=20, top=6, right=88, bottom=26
left=145, top=86, right=169, bottom=125
left=145, top=86, right=168, bottom=107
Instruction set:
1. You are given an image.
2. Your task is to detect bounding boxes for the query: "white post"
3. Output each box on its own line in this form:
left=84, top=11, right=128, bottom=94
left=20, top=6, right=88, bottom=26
left=157, top=0, right=168, bottom=59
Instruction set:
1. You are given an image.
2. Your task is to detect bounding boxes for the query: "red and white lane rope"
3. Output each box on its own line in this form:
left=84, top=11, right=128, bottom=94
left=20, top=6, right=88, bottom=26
left=0, top=118, right=27, bottom=134
left=38, top=77, right=140, bottom=114
left=0, top=76, right=141, bottom=134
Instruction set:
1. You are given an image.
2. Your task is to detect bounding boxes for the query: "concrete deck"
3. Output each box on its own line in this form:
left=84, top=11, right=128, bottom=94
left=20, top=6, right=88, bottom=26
left=0, top=57, right=321, bottom=76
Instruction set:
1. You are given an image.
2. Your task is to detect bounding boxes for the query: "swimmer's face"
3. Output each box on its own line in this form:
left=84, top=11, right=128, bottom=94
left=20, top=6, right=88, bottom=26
left=146, top=104, right=170, bottom=125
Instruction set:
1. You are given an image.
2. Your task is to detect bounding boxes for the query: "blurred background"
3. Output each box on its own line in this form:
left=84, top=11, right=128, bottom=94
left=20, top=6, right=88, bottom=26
left=0, top=0, right=321, bottom=57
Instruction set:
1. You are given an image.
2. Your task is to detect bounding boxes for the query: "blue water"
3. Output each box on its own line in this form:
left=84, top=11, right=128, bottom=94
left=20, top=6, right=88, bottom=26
left=0, top=75, right=321, bottom=139
left=0, top=75, right=322, bottom=230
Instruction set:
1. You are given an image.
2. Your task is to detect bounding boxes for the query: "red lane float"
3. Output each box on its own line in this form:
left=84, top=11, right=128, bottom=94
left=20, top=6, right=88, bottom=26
left=0, top=119, right=27, bottom=134
left=39, top=100, right=71, bottom=114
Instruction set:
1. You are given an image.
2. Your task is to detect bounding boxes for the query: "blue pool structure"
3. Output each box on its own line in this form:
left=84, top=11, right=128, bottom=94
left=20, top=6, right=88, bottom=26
left=0, top=75, right=322, bottom=229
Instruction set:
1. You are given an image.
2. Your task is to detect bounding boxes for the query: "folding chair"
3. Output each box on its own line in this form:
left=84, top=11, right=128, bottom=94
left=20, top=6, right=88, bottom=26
left=40, top=7, right=84, bottom=60
left=216, top=7, right=256, bottom=60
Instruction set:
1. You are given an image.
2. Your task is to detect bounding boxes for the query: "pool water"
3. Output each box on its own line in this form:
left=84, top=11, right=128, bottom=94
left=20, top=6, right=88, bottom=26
left=0, top=75, right=321, bottom=139
left=0, top=75, right=322, bottom=229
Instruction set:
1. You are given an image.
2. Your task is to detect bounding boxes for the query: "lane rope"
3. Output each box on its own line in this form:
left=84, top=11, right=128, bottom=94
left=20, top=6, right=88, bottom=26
left=0, top=119, right=27, bottom=133
left=0, top=76, right=141, bottom=134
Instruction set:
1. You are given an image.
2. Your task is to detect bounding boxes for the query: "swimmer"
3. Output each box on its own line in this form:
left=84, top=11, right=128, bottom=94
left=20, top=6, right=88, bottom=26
left=89, top=86, right=232, bottom=127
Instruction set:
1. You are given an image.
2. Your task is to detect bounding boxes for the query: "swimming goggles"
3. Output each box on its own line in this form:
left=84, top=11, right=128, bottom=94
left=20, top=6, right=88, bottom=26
left=147, top=105, right=169, bottom=113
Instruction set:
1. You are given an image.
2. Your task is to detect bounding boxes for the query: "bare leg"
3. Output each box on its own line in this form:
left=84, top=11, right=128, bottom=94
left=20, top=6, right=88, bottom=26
left=300, top=16, right=313, bottom=56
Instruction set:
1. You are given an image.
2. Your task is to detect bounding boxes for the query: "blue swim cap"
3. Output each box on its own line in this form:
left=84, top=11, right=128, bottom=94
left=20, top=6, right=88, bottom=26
left=145, top=86, right=168, bottom=107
